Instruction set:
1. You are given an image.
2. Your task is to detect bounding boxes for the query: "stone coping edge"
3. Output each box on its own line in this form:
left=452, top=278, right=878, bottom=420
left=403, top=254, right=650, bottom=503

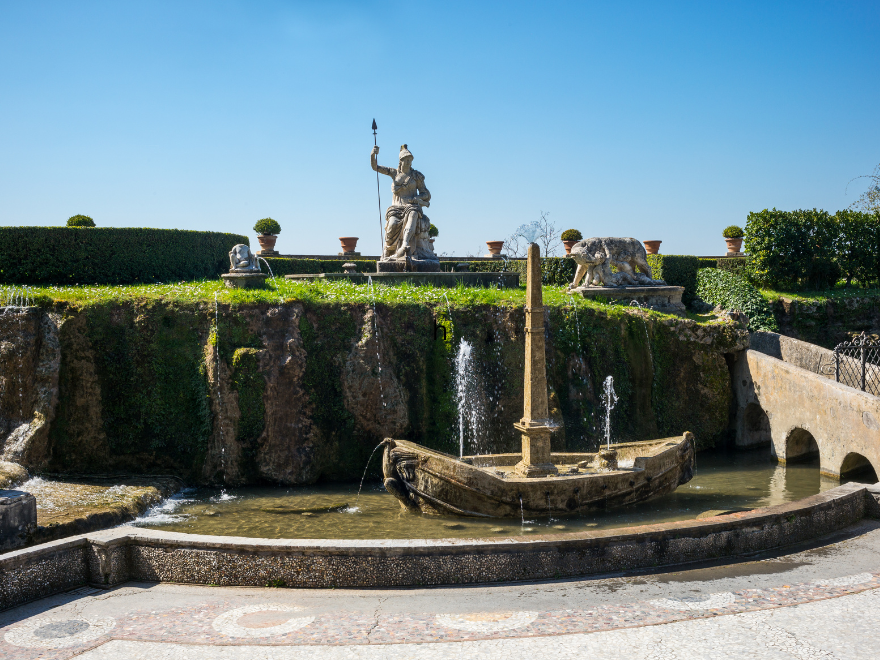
left=1, top=483, right=878, bottom=610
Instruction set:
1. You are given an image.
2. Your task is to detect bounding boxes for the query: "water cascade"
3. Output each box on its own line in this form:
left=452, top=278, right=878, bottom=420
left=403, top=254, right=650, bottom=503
left=2, top=286, right=33, bottom=312
left=366, top=276, right=387, bottom=414
left=602, top=375, right=619, bottom=450
left=628, top=300, right=654, bottom=374
left=213, top=292, right=227, bottom=483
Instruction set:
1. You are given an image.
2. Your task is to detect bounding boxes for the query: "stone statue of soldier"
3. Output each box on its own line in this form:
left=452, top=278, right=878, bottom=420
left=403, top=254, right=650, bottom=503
left=371, top=144, right=439, bottom=270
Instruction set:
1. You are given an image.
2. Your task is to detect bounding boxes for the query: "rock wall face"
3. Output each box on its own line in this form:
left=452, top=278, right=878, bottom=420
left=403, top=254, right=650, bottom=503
left=0, top=308, right=60, bottom=467
left=0, top=301, right=747, bottom=484
left=771, top=296, right=880, bottom=349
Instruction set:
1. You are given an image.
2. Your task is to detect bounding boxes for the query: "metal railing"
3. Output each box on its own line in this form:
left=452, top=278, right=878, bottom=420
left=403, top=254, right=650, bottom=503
left=834, top=332, right=880, bottom=396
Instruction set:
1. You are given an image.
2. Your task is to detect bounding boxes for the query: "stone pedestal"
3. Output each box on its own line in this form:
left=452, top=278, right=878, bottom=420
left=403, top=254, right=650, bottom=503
left=570, top=285, right=686, bottom=314
left=339, top=251, right=361, bottom=257
left=257, top=250, right=279, bottom=257
left=513, top=422, right=557, bottom=477
left=0, top=490, right=36, bottom=552
left=221, top=273, right=269, bottom=289
left=377, top=258, right=441, bottom=273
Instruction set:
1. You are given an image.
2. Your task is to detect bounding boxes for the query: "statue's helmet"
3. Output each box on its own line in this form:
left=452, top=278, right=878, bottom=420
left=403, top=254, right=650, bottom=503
left=399, top=144, right=414, bottom=161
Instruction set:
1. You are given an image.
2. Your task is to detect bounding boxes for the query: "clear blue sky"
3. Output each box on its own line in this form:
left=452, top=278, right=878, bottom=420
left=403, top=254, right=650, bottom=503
left=1, top=1, right=878, bottom=257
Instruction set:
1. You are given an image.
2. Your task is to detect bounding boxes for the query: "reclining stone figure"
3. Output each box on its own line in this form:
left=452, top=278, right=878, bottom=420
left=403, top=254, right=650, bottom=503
left=567, top=237, right=664, bottom=290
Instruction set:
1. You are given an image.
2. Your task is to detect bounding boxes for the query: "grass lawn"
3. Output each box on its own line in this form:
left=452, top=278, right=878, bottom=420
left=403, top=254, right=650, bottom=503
left=4, top=278, right=635, bottom=311
left=759, top=285, right=880, bottom=303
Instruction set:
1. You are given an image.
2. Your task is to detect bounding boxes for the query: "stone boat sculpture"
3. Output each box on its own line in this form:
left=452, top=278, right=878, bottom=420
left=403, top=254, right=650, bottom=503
left=381, top=242, right=696, bottom=518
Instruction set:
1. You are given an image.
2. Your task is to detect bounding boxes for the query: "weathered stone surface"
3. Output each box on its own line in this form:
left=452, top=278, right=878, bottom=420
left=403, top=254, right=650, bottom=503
left=771, top=296, right=880, bottom=349
left=0, top=461, right=27, bottom=489
left=0, top=303, right=746, bottom=484
left=0, top=489, right=36, bottom=551
left=342, top=308, right=408, bottom=437
left=568, top=237, right=663, bottom=288
left=733, top=348, right=880, bottom=479
left=0, top=309, right=61, bottom=467
left=571, top=285, right=686, bottom=313
left=750, top=330, right=837, bottom=377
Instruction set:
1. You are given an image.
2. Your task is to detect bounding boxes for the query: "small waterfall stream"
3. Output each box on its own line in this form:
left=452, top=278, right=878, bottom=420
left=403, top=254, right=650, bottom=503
left=602, top=375, right=619, bottom=450
left=213, top=291, right=227, bottom=484
left=367, top=276, right=387, bottom=414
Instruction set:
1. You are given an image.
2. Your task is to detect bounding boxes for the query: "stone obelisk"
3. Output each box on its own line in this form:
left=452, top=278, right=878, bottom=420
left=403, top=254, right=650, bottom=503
left=513, top=242, right=558, bottom=478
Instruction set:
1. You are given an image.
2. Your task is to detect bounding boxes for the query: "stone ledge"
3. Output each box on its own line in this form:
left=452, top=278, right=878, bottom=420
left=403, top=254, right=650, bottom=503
left=0, top=483, right=873, bottom=609
left=570, top=285, right=686, bottom=313
left=284, top=272, right=521, bottom=289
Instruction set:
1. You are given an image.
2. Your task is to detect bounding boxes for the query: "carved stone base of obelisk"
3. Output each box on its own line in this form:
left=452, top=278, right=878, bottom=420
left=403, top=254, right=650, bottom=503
left=512, top=421, right=558, bottom=478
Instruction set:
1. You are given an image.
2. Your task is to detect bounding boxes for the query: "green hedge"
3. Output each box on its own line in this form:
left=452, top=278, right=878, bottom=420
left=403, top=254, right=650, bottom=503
left=646, top=255, right=701, bottom=304
left=697, top=268, right=778, bottom=332
left=698, top=258, right=718, bottom=270
left=834, top=209, right=880, bottom=286
left=469, top=257, right=575, bottom=286
left=0, top=227, right=248, bottom=285
left=257, top=258, right=378, bottom=276
left=743, top=208, right=876, bottom=290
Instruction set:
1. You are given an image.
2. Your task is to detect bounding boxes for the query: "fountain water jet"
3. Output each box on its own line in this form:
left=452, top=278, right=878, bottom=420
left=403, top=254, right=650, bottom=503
left=454, top=339, right=484, bottom=457
left=602, top=376, right=619, bottom=450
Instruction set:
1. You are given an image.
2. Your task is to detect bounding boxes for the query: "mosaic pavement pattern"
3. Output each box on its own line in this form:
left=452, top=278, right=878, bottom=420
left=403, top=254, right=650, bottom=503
left=0, top=572, right=878, bottom=659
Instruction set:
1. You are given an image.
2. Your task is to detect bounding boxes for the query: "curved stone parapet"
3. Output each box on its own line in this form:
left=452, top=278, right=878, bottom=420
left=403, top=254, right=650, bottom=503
left=1, top=482, right=876, bottom=610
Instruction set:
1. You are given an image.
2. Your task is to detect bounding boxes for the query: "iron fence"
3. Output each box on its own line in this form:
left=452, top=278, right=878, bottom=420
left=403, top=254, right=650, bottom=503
left=834, top=332, right=880, bottom=396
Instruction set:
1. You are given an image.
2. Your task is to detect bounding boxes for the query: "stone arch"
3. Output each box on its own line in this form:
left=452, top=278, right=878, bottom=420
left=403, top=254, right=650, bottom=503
left=783, top=428, right=819, bottom=463
left=840, top=452, right=879, bottom=483
left=743, top=403, right=772, bottom=446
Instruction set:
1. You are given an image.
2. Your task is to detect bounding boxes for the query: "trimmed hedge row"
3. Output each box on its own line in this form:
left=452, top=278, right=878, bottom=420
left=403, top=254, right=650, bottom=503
left=0, top=227, right=249, bottom=285
left=258, top=258, right=378, bottom=276
left=745, top=208, right=880, bottom=290
left=469, top=258, right=575, bottom=286
left=646, top=255, right=701, bottom=304
left=697, top=268, right=778, bottom=332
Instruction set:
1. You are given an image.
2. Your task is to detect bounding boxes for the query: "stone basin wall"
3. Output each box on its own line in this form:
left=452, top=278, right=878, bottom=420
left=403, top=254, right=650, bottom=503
left=0, top=301, right=747, bottom=485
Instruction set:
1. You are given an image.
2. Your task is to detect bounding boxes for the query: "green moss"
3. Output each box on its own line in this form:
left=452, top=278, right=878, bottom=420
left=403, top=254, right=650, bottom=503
left=48, top=301, right=212, bottom=477
left=298, top=305, right=358, bottom=480
left=38, top=289, right=738, bottom=482
left=230, top=348, right=265, bottom=478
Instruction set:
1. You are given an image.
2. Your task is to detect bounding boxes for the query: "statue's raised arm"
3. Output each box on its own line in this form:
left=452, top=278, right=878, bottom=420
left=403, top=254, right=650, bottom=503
left=371, top=146, right=395, bottom=177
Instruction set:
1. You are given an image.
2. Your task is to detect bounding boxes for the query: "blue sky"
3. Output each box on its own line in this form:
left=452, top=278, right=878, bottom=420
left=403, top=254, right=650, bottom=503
left=1, top=1, right=878, bottom=257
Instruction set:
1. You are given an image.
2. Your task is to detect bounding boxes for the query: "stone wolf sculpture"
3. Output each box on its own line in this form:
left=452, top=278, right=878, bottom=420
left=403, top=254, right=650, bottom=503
left=567, top=237, right=662, bottom=289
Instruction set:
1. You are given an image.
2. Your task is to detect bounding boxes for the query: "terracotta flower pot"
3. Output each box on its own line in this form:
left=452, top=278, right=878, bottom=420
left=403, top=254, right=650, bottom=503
left=486, top=241, right=505, bottom=255
left=256, top=234, right=277, bottom=253
left=562, top=240, right=579, bottom=255
left=643, top=240, right=662, bottom=255
left=339, top=237, right=359, bottom=253
left=725, top=237, right=743, bottom=254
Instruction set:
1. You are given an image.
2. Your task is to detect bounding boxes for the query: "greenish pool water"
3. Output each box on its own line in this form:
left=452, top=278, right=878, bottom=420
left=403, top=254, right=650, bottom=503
left=135, top=450, right=856, bottom=540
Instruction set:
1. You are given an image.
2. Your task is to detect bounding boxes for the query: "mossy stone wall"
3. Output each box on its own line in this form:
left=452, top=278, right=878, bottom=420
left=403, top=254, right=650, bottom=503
left=30, top=300, right=745, bottom=484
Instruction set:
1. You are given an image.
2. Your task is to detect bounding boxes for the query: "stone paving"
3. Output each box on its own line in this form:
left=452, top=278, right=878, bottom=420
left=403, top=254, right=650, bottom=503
left=2, top=522, right=880, bottom=659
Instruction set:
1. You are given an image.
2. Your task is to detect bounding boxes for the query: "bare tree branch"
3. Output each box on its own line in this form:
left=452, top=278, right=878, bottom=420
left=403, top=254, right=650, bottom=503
left=847, top=162, right=880, bottom=214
